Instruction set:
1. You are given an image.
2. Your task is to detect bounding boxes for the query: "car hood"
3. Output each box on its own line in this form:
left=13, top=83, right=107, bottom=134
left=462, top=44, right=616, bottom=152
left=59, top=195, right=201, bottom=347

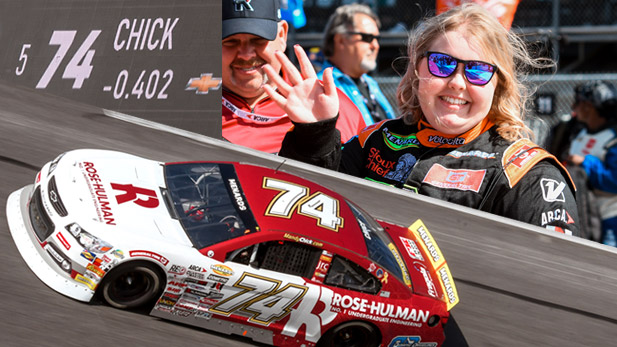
left=49, top=149, right=190, bottom=246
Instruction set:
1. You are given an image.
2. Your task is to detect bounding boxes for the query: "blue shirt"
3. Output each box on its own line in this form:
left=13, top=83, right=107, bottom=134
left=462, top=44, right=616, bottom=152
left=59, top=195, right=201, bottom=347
left=317, top=60, right=397, bottom=125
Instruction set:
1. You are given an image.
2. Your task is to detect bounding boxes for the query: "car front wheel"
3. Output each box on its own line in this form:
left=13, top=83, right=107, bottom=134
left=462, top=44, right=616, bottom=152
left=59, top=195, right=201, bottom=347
left=100, top=262, right=164, bottom=310
left=317, top=321, right=380, bottom=347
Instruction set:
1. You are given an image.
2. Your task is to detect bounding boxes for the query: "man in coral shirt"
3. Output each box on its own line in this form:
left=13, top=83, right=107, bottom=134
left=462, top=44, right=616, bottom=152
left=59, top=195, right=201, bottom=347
left=222, top=0, right=366, bottom=154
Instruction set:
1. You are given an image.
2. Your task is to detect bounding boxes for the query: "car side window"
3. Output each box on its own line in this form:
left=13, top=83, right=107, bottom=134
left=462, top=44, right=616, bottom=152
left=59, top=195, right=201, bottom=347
left=227, top=241, right=321, bottom=278
left=324, top=255, right=381, bottom=295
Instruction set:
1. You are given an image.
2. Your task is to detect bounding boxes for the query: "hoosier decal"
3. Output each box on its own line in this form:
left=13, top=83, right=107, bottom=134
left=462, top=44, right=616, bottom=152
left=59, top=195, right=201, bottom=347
left=422, top=164, right=485, bottom=192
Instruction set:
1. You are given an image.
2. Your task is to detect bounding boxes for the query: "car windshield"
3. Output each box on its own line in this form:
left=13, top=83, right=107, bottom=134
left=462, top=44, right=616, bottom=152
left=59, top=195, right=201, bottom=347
left=346, top=200, right=408, bottom=285
left=164, top=162, right=258, bottom=249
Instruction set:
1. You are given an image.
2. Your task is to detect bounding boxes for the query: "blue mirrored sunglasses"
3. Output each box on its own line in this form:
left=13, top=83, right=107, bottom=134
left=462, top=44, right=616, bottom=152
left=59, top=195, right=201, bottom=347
left=423, top=51, right=498, bottom=86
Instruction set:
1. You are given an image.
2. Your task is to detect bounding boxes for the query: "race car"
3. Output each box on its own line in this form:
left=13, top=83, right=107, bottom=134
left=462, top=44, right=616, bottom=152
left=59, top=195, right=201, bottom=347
left=6, top=149, right=459, bottom=347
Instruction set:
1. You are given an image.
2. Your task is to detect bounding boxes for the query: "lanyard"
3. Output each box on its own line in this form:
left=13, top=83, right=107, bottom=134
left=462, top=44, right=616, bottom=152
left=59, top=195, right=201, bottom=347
left=222, top=96, right=287, bottom=124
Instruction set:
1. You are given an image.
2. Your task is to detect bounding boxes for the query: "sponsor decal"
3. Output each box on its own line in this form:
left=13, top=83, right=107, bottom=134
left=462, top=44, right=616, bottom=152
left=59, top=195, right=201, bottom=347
left=74, top=273, right=97, bottom=290
left=388, top=336, right=437, bottom=347
left=129, top=250, right=169, bottom=265
left=234, top=0, right=254, bottom=12
left=188, top=265, right=207, bottom=273
left=389, top=243, right=411, bottom=286
left=422, top=164, right=485, bottom=192
left=111, top=183, right=159, bottom=208
left=415, top=262, right=438, bottom=299
left=211, top=264, right=234, bottom=277
left=382, top=128, right=420, bottom=150
left=86, top=263, right=105, bottom=278
left=380, top=291, right=391, bottom=298
left=187, top=270, right=205, bottom=280
left=111, top=249, right=124, bottom=259
left=541, top=209, right=575, bottom=226
left=80, top=249, right=96, bottom=262
left=358, top=219, right=372, bottom=240
left=185, top=73, right=221, bottom=95
left=414, top=224, right=442, bottom=265
left=438, top=266, right=458, bottom=307
left=207, top=274, right=229, bottom=283
left=546, top=226, right=573, bottom=235
left=157, top=294, right=179, bottom=308
left=169, top=264, right=187, bottom=275
left=384, top=153, right=416, bottom=183
left=399, top=237, right=424, bottom=261
left=448, top=149, right=496, bottom=159
left=80, top=162, right=116, bottom=225
left=56, top=232, right=71, bottom=250
left=227, top=178, right=247, bottom=211
left=508, top=144, right=541, bottom=168
left=366, top=148, right=396, bottom=176
left=283, top=233, right=324, bottom=247
left=540, top=178, right=566, bottom=202
left=311, top=251, right=333, bottom=283
left=427, top=135, right=465, bottom=146
left=331, top=293, right=429, bottom=327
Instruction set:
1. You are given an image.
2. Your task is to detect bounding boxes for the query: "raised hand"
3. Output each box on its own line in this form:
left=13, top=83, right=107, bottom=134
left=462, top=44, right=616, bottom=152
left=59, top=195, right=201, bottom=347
left=263, top=44, right=339, bottom=123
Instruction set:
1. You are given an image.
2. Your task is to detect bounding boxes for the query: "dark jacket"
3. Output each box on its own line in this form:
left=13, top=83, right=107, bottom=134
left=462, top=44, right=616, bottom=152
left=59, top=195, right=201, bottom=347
left=280, top=116, right=580, bottom=236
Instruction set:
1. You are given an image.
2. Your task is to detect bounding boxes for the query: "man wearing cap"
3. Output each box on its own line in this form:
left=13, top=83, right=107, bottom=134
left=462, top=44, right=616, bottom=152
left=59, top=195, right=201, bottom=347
left=319, top=4, right=396, bottom=125
left=567, top=81, right=617, bottom=246
left=222, top=0, right=366, bottom=154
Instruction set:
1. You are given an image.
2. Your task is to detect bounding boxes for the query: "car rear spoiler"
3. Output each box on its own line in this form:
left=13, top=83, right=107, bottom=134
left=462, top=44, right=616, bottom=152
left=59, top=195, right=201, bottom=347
left=407, top=219, right=460, bottom=311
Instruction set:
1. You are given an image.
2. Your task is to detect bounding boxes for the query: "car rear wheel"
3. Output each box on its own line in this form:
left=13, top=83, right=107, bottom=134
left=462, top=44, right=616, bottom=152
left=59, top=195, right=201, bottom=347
left=100, top=262, right=164, bottom=310
left=317, top=321, right=380, bottom=347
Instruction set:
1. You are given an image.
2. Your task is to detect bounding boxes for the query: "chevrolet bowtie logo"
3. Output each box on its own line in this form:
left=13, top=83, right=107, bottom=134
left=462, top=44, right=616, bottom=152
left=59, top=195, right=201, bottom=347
left=185, top=74, right=222, bottom=94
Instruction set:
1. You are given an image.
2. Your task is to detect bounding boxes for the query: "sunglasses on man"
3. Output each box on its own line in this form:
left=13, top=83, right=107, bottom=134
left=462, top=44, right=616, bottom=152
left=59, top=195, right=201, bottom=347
left=346, top=31, right=381, bottom=43
left=423, top=51, right=498, bottom=86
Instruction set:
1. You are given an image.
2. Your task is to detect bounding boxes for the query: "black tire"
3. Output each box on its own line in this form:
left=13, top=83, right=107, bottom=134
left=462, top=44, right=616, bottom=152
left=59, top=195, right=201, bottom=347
left=100, top=262, right=164, bottom=310
left=317, top=321, right=381, bottom=347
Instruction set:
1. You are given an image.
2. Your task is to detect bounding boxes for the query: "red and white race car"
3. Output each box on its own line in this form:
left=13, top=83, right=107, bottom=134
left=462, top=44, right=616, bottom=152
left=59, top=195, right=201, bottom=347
left=6, top=149, right=458, bottom=346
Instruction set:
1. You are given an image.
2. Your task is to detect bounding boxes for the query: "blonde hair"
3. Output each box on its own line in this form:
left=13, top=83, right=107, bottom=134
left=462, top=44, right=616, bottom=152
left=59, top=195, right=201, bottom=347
left=396, top=3, right=552, bottom=141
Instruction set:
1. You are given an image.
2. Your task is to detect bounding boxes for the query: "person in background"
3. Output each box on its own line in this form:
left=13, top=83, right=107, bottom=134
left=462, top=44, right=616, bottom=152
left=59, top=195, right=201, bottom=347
left=221, top=0, right=365, bottom=154
left=567, top=81, right=617, bottom=246
left=262, top=4, right=580, bottom=236
left=319, top=4, right=397, bottom=125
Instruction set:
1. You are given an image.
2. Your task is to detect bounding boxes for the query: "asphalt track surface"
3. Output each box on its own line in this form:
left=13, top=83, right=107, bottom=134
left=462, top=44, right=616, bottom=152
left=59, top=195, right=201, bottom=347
left=2, top=81, right=617, bottom=346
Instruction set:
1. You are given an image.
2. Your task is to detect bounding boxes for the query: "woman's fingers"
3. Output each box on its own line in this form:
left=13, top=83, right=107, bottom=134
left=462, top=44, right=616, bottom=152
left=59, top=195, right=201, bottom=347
left=294, top=45, right=316, bottom=80
left=275, top=50, right=303, bottom=86
left=263, top=64, right=291, bottom=97
left=321, top=67, right=337, bottom=98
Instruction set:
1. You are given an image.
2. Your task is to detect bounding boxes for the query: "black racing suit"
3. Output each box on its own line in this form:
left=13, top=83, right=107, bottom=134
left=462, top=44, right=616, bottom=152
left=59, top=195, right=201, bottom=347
left=280, top=116, right=580, bottom=236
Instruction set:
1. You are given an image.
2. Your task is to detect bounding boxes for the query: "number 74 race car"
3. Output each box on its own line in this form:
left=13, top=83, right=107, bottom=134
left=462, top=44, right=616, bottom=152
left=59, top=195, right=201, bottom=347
left=6, top=149, right=459, bottom=347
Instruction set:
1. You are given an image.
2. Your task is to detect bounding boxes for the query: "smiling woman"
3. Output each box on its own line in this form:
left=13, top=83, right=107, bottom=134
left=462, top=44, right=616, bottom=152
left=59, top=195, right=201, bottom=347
left=269, top=3, right=581, bottom=237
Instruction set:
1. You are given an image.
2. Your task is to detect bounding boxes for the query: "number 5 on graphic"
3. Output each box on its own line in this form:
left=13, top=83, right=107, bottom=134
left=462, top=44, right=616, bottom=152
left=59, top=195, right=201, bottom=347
left=263, top=177, right=343, bottom=231
left=36, top=30, right=101, bottom=89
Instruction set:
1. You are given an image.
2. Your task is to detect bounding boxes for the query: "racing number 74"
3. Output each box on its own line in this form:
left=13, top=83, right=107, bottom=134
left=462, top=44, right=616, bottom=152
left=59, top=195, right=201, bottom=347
left=209, top=272, right=308, bottom=325
left=262, top=177, right=344, bottom=231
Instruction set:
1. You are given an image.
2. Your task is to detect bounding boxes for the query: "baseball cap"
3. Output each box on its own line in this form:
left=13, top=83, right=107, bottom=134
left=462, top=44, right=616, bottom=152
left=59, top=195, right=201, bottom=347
left=223, top=0, right=282, bottom=41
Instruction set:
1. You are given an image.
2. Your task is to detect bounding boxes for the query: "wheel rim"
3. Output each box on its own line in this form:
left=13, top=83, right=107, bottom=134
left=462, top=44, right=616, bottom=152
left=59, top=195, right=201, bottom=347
left=331, top=323, right=377, bottom=347
left=103, top=265, right=161, bottom=309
